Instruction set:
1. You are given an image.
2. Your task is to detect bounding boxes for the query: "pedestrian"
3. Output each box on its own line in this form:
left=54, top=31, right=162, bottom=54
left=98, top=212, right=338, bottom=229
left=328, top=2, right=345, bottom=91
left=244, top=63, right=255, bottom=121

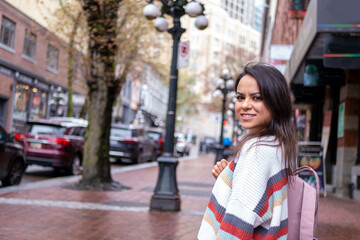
left=197, top=62, right=297, bottom=239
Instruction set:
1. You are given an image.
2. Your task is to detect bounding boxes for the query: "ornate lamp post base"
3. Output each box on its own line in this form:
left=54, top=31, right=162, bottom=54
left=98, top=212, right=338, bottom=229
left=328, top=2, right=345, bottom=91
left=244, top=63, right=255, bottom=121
left=150, top=155, right=180, bottom=211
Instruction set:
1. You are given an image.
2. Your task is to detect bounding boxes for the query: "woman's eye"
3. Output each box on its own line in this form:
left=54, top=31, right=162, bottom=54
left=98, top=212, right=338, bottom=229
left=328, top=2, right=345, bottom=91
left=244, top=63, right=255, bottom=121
left=253, top=96, right=263, bottom=101
left=236, top=95, right=244, bottom=100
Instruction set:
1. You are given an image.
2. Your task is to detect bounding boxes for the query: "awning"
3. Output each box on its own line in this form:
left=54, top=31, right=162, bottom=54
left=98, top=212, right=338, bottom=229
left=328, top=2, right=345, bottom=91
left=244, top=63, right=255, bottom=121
left=284, top=0, right=360, bottom=84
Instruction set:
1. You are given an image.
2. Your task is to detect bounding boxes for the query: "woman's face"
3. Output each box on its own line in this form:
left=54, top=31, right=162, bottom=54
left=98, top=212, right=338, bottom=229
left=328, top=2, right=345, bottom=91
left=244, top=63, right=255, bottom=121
left=235, top=74, right=272, bottom=134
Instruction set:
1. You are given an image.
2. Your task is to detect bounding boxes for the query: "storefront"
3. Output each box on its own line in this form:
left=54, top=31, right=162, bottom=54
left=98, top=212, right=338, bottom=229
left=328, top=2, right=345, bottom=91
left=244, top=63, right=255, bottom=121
left=0, top=58, right=67, bottom=132
left=284, top=0, right=360, bottom=200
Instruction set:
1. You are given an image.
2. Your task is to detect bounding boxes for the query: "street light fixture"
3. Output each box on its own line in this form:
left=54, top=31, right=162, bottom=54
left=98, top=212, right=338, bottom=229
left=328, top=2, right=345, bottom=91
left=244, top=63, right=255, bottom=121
left=143, top=0, right=208, bottom=212
left=213, top=69, right=234, bottom=163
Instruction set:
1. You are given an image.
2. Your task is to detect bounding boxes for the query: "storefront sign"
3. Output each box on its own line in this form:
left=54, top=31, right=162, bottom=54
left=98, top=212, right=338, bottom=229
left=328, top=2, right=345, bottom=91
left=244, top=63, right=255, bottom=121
left=291, top=0, right=306, bottom=19
left=298, top=142, right=325, bottom=192
left=36, top=81, right=49, bottom=91
left=0, top=65, right=13, bottom=77
left=16, top=73, right=33, bottom=85
left=324, top=35, right=360, bottom=69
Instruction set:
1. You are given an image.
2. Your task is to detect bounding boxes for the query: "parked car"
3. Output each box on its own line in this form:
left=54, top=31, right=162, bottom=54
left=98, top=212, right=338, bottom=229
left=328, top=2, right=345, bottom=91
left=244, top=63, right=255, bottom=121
left=0, top=124, right=25, bottom=187
left=199, top=136, right=217, bottom=154
left=146, top=128, right=165, bottom=156
left=175, top=133, right=191, bottom=157
left=14, top=117, right=87, bottom=175
left=109, top=124, right=156, bottom=163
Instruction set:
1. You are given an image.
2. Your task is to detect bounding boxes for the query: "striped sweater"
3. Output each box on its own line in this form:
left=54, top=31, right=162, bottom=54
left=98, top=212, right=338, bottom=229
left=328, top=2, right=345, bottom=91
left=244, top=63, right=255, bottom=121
left=198, top=137, right=288, bottom=240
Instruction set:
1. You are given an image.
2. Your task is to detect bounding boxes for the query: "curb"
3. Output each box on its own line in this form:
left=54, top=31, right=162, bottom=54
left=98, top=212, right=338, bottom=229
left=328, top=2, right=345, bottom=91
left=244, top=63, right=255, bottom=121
left=0, top=155, right=197, bottom=195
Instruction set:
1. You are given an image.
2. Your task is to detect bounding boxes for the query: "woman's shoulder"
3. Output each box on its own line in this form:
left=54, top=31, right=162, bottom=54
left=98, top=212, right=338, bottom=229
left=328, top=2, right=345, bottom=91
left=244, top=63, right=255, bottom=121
left=241, top=135, right=279, bottom=150
left=238, top=136, right=282, bottom=163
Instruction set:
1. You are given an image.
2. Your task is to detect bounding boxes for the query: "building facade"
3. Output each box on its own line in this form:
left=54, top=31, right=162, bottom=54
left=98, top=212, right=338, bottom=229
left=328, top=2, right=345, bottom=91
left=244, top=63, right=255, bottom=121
left=0, top=0, right=87, bottom=131
left=176, top=0, right=262, bottom=140
left=113, top=63, right=168, bottom=128
left=262, top=0, right=360, bottom=202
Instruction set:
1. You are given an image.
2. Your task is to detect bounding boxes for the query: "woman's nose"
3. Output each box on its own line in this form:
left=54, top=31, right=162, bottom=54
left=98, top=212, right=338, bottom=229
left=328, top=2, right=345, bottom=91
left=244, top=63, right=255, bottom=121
left=242, top=98, right=252, bottom=109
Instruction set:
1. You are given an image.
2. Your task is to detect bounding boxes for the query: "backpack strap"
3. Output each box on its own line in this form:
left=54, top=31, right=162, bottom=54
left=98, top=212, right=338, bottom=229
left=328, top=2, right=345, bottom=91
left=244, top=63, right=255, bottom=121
left=293, top=166, right=320, bottom=215
left=292, top=165, right=320, bottom=235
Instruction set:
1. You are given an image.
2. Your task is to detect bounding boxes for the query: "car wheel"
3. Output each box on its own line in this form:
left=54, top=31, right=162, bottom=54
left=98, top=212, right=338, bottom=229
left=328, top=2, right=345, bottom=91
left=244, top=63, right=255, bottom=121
left=2, top=158, right=25, bottom=187
left=67, top=155, right=82, bottom=175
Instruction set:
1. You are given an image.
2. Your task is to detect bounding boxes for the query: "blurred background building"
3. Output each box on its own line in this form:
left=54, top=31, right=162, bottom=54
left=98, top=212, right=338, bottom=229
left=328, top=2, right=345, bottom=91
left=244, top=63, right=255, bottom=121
left=0, top=0, right=87, bottom=132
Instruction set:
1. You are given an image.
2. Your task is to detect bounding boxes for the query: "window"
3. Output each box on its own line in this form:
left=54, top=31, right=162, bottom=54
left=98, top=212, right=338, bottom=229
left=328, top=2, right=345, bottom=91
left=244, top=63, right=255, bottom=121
left=0, top=16, right=16, bottom=49
left=23, top=30, right=36, bottom=59
left=226, top=29, right=234, bottom=40
left=47, top=44, right=59, bottom=72
left=215, top=24, right=221, bottom=33
left=213, top=38, right=220, bottom=47
left=239, top=35, right=246, bottom=44
left=29, top=124, right=66, bottom=135
left=13, top=83, right=31, bottom=122
left=29, top=89, right=47, bottom=120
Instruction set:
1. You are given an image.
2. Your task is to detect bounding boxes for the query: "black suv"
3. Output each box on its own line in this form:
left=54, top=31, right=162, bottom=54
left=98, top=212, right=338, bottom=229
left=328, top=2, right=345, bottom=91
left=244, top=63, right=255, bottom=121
left=109, top=124, right=156, bottom=163
left=0, top=124, right=25, bottom=187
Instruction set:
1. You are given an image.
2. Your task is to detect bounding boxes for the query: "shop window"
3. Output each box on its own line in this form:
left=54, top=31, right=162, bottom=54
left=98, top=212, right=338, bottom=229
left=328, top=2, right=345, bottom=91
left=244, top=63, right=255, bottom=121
left=47, top=44, right=59, bottom=72
left=29, top=88, right=47, bottom=120
left=0, top=16, right=16, bottom=49
left=13, top=83, right=31, bottom=122
left=23, top=30, right=36, bottom=59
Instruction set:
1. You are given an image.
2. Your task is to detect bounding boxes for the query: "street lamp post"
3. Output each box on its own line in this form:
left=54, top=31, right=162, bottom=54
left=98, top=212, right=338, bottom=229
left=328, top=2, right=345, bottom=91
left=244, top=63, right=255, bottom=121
left=143, top=0, right=208, bottom=212
left=49, top=86, right=66, bottom=117
left=213, top=69, right=235, bottom=163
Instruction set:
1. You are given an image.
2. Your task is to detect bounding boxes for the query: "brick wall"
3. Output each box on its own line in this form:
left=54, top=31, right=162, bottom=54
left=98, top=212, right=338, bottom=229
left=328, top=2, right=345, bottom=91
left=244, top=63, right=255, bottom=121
left=336, top=70, right=360, bottom=197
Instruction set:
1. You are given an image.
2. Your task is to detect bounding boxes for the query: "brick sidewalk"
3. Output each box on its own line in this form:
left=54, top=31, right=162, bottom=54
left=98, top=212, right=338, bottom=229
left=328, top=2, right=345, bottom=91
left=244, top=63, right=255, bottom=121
left=0, top=154, right=359, bottom=240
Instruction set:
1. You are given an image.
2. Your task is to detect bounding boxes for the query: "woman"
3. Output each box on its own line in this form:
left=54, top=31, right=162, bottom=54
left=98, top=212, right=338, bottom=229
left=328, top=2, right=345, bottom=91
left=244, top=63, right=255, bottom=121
left=198, top=63, right=297, bottom=239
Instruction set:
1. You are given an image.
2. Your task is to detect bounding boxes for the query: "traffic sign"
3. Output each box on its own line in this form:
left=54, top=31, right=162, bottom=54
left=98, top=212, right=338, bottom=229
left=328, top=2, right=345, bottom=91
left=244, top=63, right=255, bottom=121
left=177, top=41, right=190, bottom=69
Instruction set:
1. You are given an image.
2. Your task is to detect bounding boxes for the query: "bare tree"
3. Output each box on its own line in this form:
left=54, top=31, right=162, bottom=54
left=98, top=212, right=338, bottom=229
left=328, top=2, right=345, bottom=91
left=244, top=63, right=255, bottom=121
left=77, top=0, right=167, bottom=190
left=75, top=0, right=122, bottom=190
left=35, top=0, right=88, bottom=117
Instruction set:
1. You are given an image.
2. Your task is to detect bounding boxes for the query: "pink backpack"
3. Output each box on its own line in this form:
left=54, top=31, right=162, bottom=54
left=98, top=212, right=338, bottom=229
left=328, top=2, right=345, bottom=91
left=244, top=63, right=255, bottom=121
left=288, top=166, right=320, bottom=240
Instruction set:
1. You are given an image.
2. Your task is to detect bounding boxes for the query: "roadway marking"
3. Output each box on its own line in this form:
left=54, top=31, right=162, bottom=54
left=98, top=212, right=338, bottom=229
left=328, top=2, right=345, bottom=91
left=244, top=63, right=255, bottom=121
left=0, top=197, right=149, bottom=212
left=0, top=197, right=204, bottom=215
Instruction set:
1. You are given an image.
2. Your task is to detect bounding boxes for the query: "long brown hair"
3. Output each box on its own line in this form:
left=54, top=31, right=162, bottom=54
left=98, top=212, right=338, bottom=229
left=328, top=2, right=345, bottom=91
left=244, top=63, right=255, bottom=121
left=234, top=62, right=297, bottom=177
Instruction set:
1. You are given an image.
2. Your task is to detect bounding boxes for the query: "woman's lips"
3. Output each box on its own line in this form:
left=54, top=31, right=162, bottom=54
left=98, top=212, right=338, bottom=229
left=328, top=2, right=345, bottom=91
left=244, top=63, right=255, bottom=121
left=240, top=113, right=256, bottom=120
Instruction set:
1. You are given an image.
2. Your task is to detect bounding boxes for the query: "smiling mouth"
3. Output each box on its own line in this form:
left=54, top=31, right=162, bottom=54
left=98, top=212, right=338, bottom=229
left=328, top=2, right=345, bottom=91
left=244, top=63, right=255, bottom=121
left=241, top=114, right=256, bottom=118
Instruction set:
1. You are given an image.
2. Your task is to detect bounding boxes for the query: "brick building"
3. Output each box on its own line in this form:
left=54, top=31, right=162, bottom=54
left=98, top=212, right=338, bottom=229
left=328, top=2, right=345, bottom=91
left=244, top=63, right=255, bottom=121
left=0, top=0, right=87, bottom=132
left=262, top=0, right=360, bottom=202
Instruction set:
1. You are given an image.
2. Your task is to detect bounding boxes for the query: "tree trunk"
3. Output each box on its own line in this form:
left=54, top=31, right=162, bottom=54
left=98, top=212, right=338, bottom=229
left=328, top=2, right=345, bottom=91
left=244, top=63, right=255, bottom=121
left=82, top=73, right=112, bottom=185
left=77, top=0, right=127, bottom=190
left=67, top=50, right=74, bottom=117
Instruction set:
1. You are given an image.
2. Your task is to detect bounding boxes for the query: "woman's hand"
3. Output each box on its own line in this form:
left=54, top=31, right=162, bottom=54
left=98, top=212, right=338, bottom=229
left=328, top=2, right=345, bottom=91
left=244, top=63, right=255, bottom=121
left=212, top=159, right=229, bottom=179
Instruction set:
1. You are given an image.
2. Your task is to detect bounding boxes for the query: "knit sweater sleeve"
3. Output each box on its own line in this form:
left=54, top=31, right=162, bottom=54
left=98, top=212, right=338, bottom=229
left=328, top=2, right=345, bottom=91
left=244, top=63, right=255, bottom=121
left=216, top=139, right=288, bottom=240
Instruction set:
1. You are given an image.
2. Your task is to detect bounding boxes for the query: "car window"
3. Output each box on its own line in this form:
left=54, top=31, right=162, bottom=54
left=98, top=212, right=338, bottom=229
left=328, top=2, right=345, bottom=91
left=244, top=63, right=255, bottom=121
left=147, top=132, right=160, bottom=141
left=79, top=128, right=86, bottom=137
left=110, top=128, right=132, bottom=138
left=29, top=124, right=66, bottom=135
left=71, top=127, right=84, bottom=136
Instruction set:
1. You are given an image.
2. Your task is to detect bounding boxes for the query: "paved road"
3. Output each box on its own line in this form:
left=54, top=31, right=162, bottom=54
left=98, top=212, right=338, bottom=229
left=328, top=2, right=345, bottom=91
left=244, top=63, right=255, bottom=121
left=1, top=154, right=360, bottom=240
left=20, top=143, right=200, bottom=185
